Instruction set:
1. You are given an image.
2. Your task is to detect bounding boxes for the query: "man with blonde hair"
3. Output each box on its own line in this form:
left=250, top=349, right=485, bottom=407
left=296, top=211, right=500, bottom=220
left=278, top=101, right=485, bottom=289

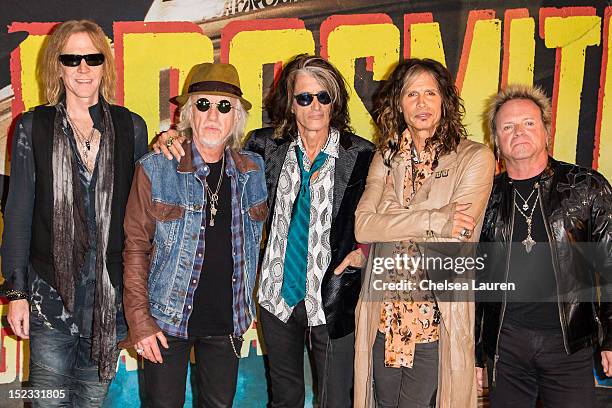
left=1, top=20, right=148, bottom=406
left=476, top=84, right=612, bottom=407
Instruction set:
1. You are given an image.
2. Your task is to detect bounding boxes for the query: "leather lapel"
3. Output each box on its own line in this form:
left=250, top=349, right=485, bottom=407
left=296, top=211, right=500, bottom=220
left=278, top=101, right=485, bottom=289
left=265, top=134, right=291, bottom=209
left=332, top=132, right=358, bottom=220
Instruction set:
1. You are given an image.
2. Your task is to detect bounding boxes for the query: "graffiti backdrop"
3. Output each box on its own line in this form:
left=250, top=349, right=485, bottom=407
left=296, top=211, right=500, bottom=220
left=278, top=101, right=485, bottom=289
left=0, top=0, right=610, bottom=406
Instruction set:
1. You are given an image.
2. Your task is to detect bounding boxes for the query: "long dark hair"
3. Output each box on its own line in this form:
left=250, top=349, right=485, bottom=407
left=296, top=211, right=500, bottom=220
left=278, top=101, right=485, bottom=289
left=375, top=58, right=467, bottom=167
left=265, top=54, right=352, bottom=139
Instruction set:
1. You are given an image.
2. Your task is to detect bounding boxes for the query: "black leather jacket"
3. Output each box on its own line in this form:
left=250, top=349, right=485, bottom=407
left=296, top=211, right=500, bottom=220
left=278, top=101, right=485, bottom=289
left=476, top=157, right=612, bottom=370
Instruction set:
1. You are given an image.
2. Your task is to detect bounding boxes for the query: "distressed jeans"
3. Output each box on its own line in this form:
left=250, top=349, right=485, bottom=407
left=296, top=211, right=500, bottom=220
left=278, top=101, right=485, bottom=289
left=27, top=311, right=110, bottom=407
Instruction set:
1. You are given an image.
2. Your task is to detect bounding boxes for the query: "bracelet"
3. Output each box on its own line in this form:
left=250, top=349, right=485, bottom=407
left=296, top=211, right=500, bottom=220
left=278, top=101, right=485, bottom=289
left=4, top=290, right=29, bottom=301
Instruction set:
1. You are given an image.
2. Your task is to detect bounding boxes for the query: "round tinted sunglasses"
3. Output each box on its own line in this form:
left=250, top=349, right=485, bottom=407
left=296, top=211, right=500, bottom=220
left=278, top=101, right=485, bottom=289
left=59, top=53, right=105, bottom=67
left=293, top=91, right=332, bottom=107
left=195, top=98, right=233, bottom=114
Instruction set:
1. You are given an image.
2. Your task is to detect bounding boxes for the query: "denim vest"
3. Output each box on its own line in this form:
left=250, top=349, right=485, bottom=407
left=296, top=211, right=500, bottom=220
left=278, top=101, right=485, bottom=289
left=137, top=147, right=267, bottom=330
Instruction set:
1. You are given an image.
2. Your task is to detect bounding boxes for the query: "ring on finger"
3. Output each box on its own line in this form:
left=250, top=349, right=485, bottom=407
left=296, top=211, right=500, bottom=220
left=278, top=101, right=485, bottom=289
left=136, top=348, right=144, bottom=355
left=460, top=228, right=472, bottom=238
left=166, top=137, right=175, bottom=148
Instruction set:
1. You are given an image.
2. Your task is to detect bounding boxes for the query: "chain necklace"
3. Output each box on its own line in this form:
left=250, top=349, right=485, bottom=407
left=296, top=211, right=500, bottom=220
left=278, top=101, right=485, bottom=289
left=513, top=184, right=539, bottom=253
left=206, top=154, right=225, bottom=227
left=66, top=112, right=97, bottom=167
left=514, top=187, right=537, bottom=211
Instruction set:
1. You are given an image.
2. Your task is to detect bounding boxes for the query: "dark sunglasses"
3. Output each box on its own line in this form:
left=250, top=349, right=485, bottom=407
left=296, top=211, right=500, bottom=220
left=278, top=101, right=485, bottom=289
left=293, top=91, right=332, bottom=107
left=59, top=53, right=105, bottom=67
left=195, top=98, right=233, bottom=114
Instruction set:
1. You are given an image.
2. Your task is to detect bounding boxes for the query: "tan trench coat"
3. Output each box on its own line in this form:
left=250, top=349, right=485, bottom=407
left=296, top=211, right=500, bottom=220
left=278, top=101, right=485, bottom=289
left=353, top=138, right=495, bottom=408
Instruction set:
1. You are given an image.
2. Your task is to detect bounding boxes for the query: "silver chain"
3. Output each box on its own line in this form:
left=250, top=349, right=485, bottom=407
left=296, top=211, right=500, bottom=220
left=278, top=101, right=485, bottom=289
left=229, top=334, right=242, bottom=359
left=205, top=154, right=225, bottom=227
left=514, top=185, right=537, bottom=211
left=513, top=186, right=539, bottom=253
left=65, top=111, right=97, bottom=169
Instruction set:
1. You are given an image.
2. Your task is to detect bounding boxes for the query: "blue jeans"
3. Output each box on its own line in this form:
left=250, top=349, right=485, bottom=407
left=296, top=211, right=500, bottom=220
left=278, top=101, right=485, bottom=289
left=27, top=311, right=110, bottom=407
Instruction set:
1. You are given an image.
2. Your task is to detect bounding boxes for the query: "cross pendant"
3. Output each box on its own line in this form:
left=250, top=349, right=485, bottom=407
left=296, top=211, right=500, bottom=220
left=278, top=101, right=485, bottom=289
left=522, top=236, right=536, bottom=253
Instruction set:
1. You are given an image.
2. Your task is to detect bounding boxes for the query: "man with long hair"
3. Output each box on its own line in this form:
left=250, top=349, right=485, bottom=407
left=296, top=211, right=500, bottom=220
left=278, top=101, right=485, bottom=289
left=244, top=54, right=374, bottom=407
left=354, top=58, right=494, bottom=407
left=1, top=20, right=148, bottom=406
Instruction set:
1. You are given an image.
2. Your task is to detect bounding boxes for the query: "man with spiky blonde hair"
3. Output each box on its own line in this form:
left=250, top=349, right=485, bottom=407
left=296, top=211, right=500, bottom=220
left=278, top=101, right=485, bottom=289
left=476, top=84, right=612, bottom=407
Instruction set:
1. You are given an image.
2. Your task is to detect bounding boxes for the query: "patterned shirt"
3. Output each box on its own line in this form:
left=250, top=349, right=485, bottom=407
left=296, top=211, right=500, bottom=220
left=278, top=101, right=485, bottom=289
left=379, top=133, right=440, bottom=368
left=156, top=145, right=249, bottom=338
left=258, top=129, right=339, bottom=326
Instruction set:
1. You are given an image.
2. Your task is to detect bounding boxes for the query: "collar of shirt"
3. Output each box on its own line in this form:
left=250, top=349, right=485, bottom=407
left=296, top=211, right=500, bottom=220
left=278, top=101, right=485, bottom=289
left=57, top=98, right=104, bottom=133
left=191, top=143, right=238, bottom=179
left=294, top=127, right=340, bottom=168
left=400, top=129, right=438, bottom=159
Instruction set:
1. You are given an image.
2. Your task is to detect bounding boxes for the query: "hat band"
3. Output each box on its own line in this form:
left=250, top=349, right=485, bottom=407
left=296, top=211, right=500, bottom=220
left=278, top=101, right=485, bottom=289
left=188, top=80, right=243, bottom=97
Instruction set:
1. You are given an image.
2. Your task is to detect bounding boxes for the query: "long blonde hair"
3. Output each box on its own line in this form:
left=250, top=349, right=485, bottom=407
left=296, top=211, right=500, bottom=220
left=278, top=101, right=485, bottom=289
left=42, top=20, right=115, bottom=105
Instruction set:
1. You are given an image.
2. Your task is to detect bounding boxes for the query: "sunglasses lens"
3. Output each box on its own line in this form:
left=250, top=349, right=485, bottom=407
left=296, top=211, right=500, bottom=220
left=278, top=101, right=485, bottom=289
left=217, top=100, right=232, bottom=114
left=294, top=93, right=314, bottom=106
left=84, top=54, right=105, bottom=66
left=59, top=55, right=81, bottom=67
left=317, top=91, right=332, bottom=105
left=196, top=98, right=211, bottom=112
left=59, top=54, right=105, bottom=67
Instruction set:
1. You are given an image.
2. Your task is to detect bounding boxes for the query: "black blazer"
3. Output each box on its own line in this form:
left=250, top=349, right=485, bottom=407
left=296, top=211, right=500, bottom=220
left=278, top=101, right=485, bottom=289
left=245, top=127, right=374, bottom=338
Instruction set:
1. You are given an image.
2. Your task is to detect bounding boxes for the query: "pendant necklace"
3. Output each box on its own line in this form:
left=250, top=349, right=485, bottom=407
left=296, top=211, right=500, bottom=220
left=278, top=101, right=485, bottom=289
left=513, top=184, right=539, bottom=253
left=514, top=186, right=537, bottom=212
left=206, top=154, right=225, bottom=227
left=66, top=112, right=96, bottom=164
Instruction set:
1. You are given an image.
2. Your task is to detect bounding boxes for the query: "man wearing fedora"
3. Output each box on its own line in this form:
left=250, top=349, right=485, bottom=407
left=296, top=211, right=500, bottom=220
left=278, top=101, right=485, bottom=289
left=120, top=62, right=267, bottom=408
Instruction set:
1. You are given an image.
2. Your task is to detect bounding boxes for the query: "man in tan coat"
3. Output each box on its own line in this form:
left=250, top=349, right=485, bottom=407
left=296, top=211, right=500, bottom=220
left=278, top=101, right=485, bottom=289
left=353, top=58, right=494, bottom=408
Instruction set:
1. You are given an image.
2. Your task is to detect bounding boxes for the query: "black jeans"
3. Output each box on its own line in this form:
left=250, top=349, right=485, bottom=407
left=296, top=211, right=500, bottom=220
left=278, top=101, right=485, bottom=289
left=487, top=322, right=595, bottom=408
left=259, top=302, right=355, bottom=408
left=372, top=331, right=438, bottom=408
left=143, top=334, right=242, bottom=408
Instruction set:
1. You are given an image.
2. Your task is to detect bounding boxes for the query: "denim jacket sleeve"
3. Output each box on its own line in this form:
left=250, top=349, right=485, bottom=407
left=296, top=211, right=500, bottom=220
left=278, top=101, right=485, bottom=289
left=1, top=113, right=36, bottom=296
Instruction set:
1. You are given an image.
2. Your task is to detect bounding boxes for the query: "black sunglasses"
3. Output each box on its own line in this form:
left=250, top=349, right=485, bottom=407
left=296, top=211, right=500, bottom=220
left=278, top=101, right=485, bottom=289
left=59, top=53, right=105, bottom=67
left=293, top=91, right=332, bottom=107
left=195, top=98, right=233, bottom=114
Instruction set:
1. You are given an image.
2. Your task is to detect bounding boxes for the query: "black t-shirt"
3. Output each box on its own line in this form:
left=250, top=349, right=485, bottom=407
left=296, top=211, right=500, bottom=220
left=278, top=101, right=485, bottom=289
left=188, top=158, right=234, bottom=336
left=505, top=174, right=561, bottom=332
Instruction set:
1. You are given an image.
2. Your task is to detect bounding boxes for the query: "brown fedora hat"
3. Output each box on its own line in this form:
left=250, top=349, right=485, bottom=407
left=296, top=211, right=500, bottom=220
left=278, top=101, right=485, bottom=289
left=171, top=62, right=252, bottom=110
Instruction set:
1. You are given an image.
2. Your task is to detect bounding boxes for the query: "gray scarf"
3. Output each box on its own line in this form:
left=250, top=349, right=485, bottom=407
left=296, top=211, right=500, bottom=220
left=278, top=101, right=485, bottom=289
left=52, top=100, right=118, bottom=381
